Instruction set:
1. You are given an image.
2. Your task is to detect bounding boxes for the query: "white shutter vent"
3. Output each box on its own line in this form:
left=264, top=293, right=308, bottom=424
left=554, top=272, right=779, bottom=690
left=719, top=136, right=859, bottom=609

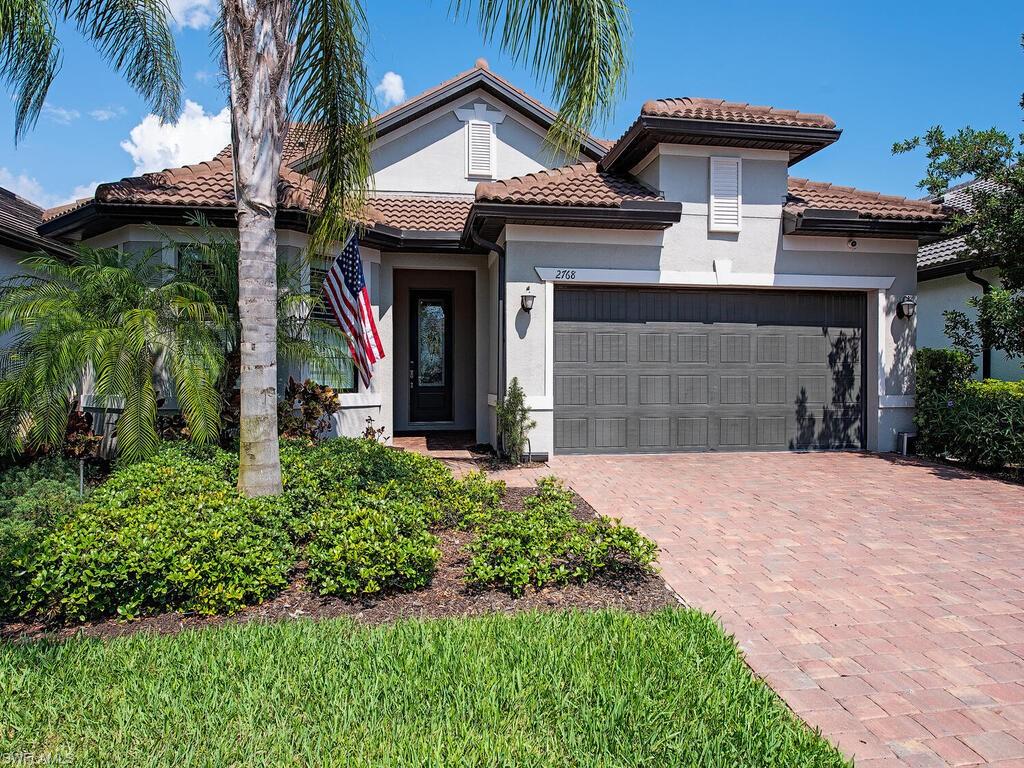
left=709, top=157, right=742, bottom=233
left=466, top=120, right=495, bottom=178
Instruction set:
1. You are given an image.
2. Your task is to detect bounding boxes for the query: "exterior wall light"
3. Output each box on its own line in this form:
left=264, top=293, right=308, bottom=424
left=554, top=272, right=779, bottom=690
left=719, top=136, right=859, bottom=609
left=897, top=295, right=917, bottom=319
left=521, top=292, right=535, bottom=312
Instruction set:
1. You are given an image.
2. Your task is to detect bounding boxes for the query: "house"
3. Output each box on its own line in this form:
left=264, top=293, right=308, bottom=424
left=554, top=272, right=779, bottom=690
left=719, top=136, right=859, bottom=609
left=0, top=185, right=74, bottom=273
left=0, top=186, right=75, bottom=353
left=37, top=62, right=947, bottom=456
left=916, top=179, right=1021, bottom=381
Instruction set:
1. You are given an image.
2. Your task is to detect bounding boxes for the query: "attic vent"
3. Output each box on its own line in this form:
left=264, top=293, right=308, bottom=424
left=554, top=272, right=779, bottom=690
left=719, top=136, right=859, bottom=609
left=709, top=156, right=742, bottom=233
left=466, top=120, right=495, bottom=178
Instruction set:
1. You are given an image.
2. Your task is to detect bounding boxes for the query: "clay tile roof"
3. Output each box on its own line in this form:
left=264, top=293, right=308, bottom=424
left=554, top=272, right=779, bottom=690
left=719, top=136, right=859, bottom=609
left=642, top=97, right=836, bottom=130
left=475, top=162, right=662, bottom=207
left=1, top=187, right=74, bottom=253
left=364, top=195, right=472, bottom=231
left=786, top=178, right=947, bottom=222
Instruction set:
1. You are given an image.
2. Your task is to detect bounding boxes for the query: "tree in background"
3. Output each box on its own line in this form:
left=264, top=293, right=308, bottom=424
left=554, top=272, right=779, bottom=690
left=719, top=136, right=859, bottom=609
left=894, top=34, right=1024, bottom=370
left=2, top=0, right=631, bottom=494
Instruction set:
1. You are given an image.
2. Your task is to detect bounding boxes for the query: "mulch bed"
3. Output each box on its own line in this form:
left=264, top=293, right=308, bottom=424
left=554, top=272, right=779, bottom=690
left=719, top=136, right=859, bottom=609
left=1, top=488, right=680, bottom=643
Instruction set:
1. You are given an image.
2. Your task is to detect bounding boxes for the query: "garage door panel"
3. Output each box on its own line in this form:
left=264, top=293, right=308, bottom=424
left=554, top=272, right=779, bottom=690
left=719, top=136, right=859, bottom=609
left=552, top=288, right=866, bottom=454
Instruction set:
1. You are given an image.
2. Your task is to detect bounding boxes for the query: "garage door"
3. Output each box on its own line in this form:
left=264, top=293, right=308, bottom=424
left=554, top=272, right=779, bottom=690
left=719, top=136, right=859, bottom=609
left=552, top=287, right=865, bottom=454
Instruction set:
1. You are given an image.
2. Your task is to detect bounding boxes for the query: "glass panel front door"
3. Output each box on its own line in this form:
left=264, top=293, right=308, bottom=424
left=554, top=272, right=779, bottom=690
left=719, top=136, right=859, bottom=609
left=417, top=300, right=446, bottom=387
left=409, top=290, right=453, bottom=422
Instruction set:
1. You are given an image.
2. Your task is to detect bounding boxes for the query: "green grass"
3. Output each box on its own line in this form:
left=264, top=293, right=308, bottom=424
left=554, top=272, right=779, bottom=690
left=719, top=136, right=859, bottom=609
left=0, top=609, right=848, bottom=767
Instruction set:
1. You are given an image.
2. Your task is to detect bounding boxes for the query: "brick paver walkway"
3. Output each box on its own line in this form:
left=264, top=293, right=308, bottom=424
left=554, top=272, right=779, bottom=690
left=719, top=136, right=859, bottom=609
left=499, top=452, right=1024, bottom=767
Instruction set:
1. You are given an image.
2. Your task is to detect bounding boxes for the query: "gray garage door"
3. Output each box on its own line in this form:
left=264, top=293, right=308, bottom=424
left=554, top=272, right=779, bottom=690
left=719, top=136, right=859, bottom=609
left=552, top=287, right=866, bottom=454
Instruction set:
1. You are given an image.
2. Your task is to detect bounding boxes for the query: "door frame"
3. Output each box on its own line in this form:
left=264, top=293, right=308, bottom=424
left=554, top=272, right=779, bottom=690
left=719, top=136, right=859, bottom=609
left=408, top=288, right=454, bottom=423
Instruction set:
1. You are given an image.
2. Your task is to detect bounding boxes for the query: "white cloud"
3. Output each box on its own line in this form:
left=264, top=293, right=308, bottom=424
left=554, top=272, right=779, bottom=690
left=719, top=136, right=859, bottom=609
left=43, top=103, right=80, bottom=125
left=120, top=100, right=230, bottom=175
left=0, top=167, right=99, bottom=208
left=195, top=69, right=215, bottom=84
left=90, top=106, right=126, bottom=122
left=166, top=0, right=215, bottom=28
left=374, top=72, right=406, bottom=108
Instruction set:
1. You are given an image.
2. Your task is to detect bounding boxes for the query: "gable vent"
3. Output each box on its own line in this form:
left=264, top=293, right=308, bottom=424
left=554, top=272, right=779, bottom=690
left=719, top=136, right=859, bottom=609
left=709, top=156, right=742, bottom=233
left=467, top=120, right=495, bottom=178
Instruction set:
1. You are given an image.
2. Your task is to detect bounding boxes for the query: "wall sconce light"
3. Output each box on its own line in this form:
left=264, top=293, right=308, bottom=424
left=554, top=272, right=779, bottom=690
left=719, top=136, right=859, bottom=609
left=520, top=292, right=535, bottom=312
left=897, top=295, right=917, bottom=319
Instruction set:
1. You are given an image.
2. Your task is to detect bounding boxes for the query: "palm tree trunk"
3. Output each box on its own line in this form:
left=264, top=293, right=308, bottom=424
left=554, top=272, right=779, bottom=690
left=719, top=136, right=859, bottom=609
left=223, top=0, right=294, bottom=495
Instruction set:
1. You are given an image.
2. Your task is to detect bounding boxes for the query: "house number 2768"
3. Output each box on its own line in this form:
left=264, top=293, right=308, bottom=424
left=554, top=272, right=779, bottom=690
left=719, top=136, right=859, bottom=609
left=554, top=269, right=577, bottom=279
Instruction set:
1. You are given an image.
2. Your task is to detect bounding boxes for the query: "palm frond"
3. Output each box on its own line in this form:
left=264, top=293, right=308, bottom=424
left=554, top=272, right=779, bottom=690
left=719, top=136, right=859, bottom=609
left=450, top=0, right=631, bottom=158
left=56, top=0, right=182, bottom=120
left=289, top=0, right=374, bottom=254
left=0, top=0, right=61, bottom=140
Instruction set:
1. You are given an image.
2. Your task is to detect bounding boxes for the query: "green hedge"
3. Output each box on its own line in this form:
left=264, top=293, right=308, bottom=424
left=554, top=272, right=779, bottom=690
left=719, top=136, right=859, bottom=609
left=465, top=476, right=658, bottom=596
left=27, top=447, right=297, bottom=620
left=914, top=348, right=1024, bottom=468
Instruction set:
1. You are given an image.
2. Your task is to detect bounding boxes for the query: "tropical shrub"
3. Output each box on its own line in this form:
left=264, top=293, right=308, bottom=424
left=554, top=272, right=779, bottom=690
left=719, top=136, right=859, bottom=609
left=466, top=476, right=657, bottom=596
left=280, top=437, right=470, bottom=528
left=1, top=477, right=80, bottom=618
left=306, top=495, right=440, bottom=597
left=0, top=454, right=80, bottom=516
left=914, top=347, right=1024, bottom=467
left=278, top=378, right=342, bottom=440
left=916, top=378, right=1024, bottom=468
left=26, top=446, right=296, bottom=620
left=914, top=348, right=977, bottom=397
left=496, top=377, right=536, bottom=464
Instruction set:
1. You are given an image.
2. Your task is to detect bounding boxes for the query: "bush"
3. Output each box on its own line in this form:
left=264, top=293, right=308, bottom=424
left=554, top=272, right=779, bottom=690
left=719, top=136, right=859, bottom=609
left=466, top=476, right=657, bottom=596
left=496, top=377, right=536, bottom=464
left=281, top=437, right=474, bottom=529
left=914, top=347, right=1024, bottom=468
left=0, top=455, right=80, bottom=516
left=914, top=347, right=976, bottom=397
left=916, top=379, right=1024, bottom=468
left=26, top=446, right=296, bottom=620
left=306, top=494, right=441, bottom=597
left=1, top=478, right=80, bottom=618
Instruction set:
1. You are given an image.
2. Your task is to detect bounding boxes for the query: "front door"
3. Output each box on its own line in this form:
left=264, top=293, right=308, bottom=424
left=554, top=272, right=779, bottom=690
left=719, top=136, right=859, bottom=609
left=409, top=289, right=453, bottom=422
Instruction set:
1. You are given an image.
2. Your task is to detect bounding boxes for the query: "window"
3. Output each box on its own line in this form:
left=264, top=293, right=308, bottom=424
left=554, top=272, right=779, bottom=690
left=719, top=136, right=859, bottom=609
left=466, top=119, right=495, bottom=178
left=709, top=157, right=742, bottom=233
left=308, top=265, right=358, bottom=393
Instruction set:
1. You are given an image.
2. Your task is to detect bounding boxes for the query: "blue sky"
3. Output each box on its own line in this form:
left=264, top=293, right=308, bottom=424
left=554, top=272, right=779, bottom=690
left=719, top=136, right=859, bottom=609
left=1, top=0, right=1021, bottom=208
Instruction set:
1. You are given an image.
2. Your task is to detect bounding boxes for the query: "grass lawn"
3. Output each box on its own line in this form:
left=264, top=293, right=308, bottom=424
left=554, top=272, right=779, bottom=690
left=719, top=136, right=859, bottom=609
left=1, top=608, right=847, bottom=767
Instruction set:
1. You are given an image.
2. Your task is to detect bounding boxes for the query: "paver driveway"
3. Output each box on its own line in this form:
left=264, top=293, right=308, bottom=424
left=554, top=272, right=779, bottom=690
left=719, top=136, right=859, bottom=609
left=546, top=452, right=1024, bottom=767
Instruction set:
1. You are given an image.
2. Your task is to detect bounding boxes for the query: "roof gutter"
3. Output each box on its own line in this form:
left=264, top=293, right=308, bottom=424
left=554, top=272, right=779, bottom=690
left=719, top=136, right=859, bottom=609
left=965, top=267, right=993, bottom=379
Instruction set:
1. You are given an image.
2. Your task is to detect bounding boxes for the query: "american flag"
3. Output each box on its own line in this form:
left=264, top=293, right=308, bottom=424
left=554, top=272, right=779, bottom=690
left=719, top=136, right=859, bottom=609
left=321, top=233, right=384, bottom=387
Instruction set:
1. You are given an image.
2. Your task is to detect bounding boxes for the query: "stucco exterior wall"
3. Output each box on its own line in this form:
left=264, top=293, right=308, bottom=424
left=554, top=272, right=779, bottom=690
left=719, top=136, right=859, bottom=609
left=917, top=268, right=1021, bottom=381
left=370, top=90, right=570, bottom=195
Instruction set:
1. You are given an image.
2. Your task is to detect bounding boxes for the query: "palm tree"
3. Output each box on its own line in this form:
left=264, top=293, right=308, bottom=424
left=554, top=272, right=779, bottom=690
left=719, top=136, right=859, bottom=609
left=0, top=247, right=225, bottom=462
left=0, top=227, right=352, bottom=461
left=2, top=0, right=631, bottom=495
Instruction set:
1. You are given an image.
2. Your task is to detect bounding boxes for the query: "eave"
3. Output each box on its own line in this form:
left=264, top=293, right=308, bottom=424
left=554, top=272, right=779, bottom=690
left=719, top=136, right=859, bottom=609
left=463, top=200, right=682, bottom=244
left=783, top=210, right=946, bottom=242
left=600, top=116, right=843, bottom=173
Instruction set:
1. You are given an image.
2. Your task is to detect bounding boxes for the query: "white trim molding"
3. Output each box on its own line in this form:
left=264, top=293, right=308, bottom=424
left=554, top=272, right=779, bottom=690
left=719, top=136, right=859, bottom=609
left=533, top=266, right=896, bottom=291
left=879, top=395, right=915, bottom=409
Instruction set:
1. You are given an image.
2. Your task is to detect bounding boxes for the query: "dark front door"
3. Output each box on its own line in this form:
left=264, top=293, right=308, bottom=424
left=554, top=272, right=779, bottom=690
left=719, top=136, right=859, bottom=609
left=409, top=289, right=453, bottom=422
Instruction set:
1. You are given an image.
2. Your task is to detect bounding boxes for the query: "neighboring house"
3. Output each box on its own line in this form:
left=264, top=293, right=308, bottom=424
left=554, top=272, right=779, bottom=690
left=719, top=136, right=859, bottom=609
left=37, top=62, right=946, bottom=456
left=0, top=185, right=74, bottom=275
left=916, top=179, right=1021, bottom=381
left=0, top=186, right=75, bottom=354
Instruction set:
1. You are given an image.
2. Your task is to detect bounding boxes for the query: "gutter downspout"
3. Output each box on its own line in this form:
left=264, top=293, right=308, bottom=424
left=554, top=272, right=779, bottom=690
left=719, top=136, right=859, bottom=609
left=470, top=227, right=507, bottom=452
left=965, top=268, right=993, bottom=379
